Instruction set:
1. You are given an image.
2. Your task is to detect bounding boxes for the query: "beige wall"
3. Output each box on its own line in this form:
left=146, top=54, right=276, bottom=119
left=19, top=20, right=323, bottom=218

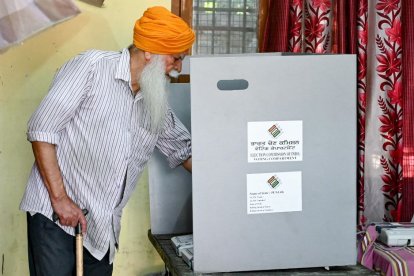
left=0, top=1, right=171, bottom=275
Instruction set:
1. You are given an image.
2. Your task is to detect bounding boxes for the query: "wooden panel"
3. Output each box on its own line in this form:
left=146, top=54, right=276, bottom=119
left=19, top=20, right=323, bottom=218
left=171, top=0, right=193, bottom=27
left=170, top=75, right=190, bottom=83
left=172, top=0, right=181, bottom=15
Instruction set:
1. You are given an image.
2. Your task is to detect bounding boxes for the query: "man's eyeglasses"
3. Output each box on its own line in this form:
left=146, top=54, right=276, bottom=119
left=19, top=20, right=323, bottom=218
left=173, top=54, right=185, bottom=62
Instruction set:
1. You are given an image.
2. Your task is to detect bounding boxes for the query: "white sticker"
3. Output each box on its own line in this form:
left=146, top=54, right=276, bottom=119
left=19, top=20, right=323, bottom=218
left=247, top=171, right=302, bottom=214
left=248, top=121, right=303, bottom=163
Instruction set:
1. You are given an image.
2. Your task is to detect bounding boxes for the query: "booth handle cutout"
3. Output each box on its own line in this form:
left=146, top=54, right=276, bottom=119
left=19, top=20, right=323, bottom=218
left=217, top=79, right=249, bottom=91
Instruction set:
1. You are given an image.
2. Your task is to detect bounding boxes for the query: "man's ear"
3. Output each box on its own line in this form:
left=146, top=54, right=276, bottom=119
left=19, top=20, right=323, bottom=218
left=144, top=51, right=152, bottom=63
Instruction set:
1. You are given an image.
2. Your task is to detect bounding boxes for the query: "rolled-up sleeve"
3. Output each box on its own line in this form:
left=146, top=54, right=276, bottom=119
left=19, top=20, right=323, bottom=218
left=27, top=53, right=95, bottom=145
left=156, top=109, right=191, bottom=168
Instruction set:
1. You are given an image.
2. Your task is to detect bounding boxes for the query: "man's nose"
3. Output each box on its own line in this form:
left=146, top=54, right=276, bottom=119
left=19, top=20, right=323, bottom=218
left=174, top=60, right=182, bottom=73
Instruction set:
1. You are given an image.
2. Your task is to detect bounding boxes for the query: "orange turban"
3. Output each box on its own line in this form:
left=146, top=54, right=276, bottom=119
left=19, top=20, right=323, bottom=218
left=133, top=6, right=195, bottom=55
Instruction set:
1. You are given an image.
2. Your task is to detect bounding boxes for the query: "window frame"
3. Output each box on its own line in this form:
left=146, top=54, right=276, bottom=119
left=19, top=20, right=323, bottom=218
left=171, top=0, right=268, bottom=54
left=170, top=0, right=268, bottom=82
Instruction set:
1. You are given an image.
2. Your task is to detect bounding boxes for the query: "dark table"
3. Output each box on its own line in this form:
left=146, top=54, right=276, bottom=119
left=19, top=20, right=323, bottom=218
left=148, top=230, right=378, bottom=276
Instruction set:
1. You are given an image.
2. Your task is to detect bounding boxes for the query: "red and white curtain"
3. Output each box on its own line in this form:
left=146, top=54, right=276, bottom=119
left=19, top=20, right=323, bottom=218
left=261, top=0, right=414, bottom=226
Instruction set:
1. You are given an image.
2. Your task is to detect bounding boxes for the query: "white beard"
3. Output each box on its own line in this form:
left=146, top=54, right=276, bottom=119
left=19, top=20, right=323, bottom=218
left=139, top=55, right=169, bottom=133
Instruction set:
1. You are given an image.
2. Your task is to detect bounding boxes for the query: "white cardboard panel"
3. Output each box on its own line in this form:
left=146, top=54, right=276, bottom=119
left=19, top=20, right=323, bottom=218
left=190, top=54, right=356, bottom=272
left=148, top=83, right=192, bottom=235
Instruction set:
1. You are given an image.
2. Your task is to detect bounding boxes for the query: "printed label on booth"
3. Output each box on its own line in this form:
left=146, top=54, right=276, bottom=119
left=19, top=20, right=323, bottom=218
left=247, top=120, right=303, bottom=163
left=247, top=171, right=302, bottom=214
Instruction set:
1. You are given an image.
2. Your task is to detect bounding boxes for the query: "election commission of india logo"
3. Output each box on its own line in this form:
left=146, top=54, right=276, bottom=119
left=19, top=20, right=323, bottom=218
left=268, top=124, right=282, bottom=138
left=267, top=175, right=281, bottom=188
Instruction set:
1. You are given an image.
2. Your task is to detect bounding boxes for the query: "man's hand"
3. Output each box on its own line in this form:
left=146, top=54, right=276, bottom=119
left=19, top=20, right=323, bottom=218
left=52, top=194, right=87, bottom=234
left=183, top=157, right=192, bottom=172
left=32, top=141, right=87, bottom=234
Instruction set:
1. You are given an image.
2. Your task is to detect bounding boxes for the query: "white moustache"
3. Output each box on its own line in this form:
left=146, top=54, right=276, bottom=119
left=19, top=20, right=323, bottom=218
left=169, top=70, right=180, bottom=78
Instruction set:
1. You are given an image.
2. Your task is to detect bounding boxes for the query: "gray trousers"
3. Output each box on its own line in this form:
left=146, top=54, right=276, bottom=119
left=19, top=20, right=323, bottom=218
left=27, top=213, right=113, bottom=276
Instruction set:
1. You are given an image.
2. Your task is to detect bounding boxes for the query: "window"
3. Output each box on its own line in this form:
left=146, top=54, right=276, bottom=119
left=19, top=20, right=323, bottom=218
left=192, top=0, right=258, bottom=55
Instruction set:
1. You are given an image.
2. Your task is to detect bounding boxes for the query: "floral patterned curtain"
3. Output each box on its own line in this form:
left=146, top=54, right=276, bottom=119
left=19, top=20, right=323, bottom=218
left=362, top=0, right=402, bottom=224
left=261, top=0, right=414, bottom=225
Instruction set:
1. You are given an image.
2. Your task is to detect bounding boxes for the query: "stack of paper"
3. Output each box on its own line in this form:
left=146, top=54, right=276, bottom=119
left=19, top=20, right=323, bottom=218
left=171, top=234, right=193, bottom=257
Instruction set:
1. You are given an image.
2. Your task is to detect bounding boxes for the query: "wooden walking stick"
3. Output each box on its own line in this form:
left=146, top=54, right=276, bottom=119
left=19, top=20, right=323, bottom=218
left=53, top=209, right=89, bottom=276
left=75, top=209, right=88, bottom=276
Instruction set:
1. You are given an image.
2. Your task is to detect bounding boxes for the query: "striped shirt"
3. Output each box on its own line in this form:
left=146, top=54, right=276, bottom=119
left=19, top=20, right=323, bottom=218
left=20, top=48, right=191, bottom=263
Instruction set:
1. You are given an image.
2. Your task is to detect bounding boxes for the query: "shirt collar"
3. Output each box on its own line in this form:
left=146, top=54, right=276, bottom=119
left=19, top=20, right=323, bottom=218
left=115, top=48, right=131, bottom=83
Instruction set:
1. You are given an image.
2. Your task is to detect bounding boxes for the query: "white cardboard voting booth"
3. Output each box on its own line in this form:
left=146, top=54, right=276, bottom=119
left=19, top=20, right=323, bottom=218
left=149, top=54, right=356, bottom=273
left=149, top=84, right=193, bottom=235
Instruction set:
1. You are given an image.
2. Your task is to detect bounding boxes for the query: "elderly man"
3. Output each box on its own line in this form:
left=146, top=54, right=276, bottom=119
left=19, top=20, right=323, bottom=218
left=20, top=6, right=194, bottom=275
